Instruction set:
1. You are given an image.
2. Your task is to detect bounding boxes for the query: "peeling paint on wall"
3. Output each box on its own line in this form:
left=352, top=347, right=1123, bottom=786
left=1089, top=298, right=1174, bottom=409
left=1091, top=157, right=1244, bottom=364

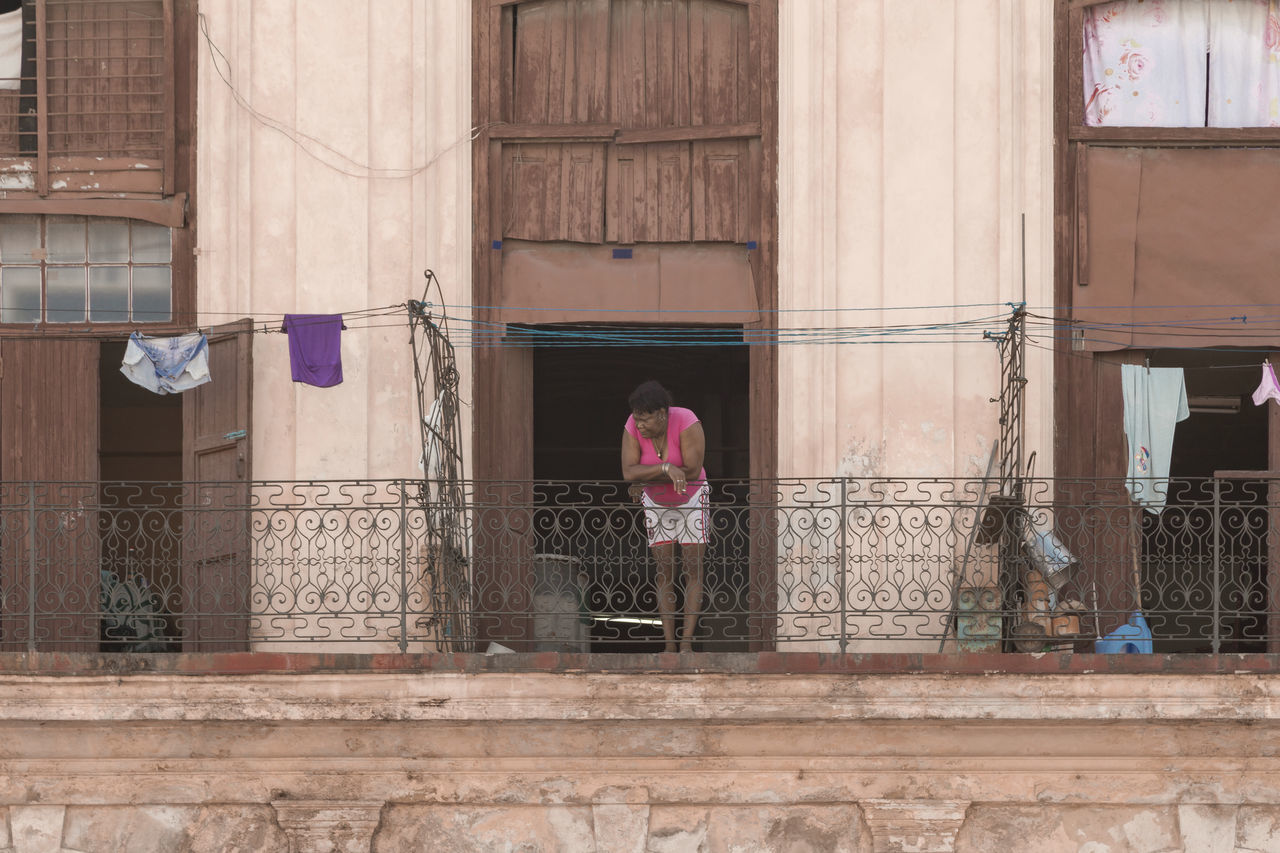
left=837, top=439, right=885, bottom=479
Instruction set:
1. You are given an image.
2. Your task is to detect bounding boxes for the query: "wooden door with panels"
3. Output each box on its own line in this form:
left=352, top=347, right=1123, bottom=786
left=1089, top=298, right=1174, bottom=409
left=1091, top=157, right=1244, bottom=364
left=181, top=319, right=252, bottom=651
left=0, top=338, right=100, bottom=652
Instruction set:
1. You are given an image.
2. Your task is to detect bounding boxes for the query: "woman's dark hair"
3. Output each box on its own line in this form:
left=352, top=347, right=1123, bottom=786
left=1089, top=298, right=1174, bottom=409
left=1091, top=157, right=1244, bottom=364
left=628, top=380, right=673, bottom=413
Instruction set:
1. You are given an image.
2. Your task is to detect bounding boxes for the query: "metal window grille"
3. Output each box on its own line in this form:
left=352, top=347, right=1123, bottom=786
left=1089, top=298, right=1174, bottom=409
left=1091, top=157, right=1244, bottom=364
left=0, top=0, right=173, bottom=196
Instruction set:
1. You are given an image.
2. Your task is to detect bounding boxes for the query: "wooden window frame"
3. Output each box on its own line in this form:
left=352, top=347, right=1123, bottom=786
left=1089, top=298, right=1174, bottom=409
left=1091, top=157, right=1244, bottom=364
left=0, top=0, right=197, bottom=334
left=0, top=0, right=182, bottom=199
left=0, top=214, right=193, bottom=334
left=0, top=214, right=182, bottom=327
left=1066, top=0, right=1280, bottom=146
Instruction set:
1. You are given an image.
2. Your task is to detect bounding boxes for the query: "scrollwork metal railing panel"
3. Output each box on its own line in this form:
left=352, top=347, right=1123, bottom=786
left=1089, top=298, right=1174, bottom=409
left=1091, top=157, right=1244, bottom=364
left=0, top=477, right=1276, bottom=654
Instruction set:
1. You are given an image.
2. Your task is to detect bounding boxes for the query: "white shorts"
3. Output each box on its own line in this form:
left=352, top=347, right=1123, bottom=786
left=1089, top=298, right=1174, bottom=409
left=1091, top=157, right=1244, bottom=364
left=642, top=483, right=710, bottom=546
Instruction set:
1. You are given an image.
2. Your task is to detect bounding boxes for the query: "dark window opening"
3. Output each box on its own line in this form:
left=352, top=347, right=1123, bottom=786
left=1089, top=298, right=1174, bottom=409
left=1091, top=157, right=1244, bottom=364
left=1141, top=349, right=1270, bottom=653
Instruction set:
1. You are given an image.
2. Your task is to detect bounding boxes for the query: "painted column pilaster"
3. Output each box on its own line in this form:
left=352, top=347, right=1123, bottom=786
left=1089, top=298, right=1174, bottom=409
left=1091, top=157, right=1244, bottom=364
left=860, top=800, right=969, bottom=853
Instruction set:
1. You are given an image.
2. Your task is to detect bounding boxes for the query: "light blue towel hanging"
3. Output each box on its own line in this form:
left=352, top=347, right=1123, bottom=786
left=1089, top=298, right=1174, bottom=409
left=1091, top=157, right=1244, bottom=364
left=1122, top=365, right=1189, bottom=513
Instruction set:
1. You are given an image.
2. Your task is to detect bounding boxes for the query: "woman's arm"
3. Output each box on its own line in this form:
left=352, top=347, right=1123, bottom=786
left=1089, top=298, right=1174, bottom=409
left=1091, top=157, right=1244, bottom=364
left=678, top=421, right=706, bottom=479
left=621, top=429, right=676, bottom=482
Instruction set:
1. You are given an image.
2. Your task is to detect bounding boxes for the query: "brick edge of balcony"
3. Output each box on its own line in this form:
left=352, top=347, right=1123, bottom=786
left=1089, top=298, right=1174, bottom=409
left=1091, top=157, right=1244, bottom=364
left=0, top=650, right=1276, bottom=676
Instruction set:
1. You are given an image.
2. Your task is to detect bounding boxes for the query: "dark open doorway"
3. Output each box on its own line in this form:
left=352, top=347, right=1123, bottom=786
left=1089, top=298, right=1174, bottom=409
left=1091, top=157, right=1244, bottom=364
left=530, top=327, right=751, bottom=651
left=98, top=340, right=182, bottom=651
left=1143, top=350, right=1270, bottom=652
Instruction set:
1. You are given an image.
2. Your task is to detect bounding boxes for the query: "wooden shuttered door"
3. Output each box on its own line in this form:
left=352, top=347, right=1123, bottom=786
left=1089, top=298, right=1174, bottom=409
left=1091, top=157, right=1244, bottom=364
left=1054, top=351, right=1144, bottom=638
left=181, top=320, right=251, bottom=651
left=506, top=0, right=756, bottom=128
left=0, top=338, right=100, bottom=651
left=0, top=0, right=178, bottom=199
left=498, top=0, right=758, bottom=249
left=475, top=0, right=777, bottom=648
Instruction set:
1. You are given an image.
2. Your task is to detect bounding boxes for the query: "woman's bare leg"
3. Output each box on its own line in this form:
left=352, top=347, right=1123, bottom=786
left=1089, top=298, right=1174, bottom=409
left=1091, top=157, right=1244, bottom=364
left=652, top=543, right=678, bottom=652
left=679, top=542, right=705, bottom=652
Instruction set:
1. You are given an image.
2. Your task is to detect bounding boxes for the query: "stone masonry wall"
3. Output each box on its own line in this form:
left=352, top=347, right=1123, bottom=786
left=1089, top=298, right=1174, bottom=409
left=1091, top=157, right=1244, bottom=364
left=0, top=655, right=1278, bottom=852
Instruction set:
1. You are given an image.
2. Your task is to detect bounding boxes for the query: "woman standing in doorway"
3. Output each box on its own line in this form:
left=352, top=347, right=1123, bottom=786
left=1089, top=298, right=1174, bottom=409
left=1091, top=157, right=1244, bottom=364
left=621, top=380, right=708, bottom=652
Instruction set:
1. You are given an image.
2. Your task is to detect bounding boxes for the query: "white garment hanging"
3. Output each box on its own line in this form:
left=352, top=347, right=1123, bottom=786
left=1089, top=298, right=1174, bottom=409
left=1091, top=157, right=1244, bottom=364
left=1122, top=364, right=1189, bottom=513
left=1253, top=360, right=1280, bottom=407
left=0, top=8, right=21, bottom=91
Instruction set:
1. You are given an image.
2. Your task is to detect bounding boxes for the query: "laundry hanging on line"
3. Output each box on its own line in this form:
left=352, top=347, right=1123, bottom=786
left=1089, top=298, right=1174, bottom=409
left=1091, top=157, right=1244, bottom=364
left=1252, top=360, right=1280, bottom=407
left=0, top=6, right=20, bottom=92
left=119, top=331, right=212, bottom=395
left=282, top=314, right=345, bottom=388
left=1121, top=364, right=1188, bottom=514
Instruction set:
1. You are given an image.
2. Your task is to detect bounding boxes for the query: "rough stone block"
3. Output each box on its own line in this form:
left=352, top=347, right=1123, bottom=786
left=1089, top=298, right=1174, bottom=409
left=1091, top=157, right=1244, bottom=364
left=1176, top=804, right=1236, bottom=853
left=645, top=805, right=709, bottom=852
left=1235, top=806, right=1280, bottom=853
left=9, top=806, right=76, bottom=853
left=372, top=805, right=595, bottom=852
left=55, top=805, right=286, bottom=853
left=707, top=805, right=870, bottom=852
left=591, top=803, right=649, bottom=853
left=645, top=804, right=870, bottom=852
left=61, top=806, right=188, bottom=852
left=956, top=805, right=1182, bottom=853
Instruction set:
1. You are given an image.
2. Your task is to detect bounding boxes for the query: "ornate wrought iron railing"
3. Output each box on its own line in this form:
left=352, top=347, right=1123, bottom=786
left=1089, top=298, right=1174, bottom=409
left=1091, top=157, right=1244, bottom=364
left=0, top=477, right=1276, bottom=654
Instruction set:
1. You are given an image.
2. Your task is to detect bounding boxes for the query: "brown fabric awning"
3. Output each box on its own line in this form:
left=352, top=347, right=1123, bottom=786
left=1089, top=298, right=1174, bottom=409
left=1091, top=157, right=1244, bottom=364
left=1075, top=147, right=1280, bottom=351
left=498, top=240, right=759, bottom=324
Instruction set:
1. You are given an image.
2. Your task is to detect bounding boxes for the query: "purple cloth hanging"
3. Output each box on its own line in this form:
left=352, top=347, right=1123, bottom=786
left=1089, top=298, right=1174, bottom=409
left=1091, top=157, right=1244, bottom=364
left=282, top=314, right=344, bottom=388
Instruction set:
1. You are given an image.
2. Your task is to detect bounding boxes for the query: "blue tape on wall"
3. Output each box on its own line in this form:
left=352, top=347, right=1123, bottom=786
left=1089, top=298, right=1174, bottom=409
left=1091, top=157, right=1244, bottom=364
left=746, top=240, right=757, bottom=250
left=492, top=240, right=502, bottom=250
left=612, top=248, right=633, bottom=259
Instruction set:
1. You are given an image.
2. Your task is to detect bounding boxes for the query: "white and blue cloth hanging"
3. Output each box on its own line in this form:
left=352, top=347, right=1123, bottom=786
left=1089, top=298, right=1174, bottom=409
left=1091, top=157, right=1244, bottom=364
left=120, top=331, right=211, bottom=395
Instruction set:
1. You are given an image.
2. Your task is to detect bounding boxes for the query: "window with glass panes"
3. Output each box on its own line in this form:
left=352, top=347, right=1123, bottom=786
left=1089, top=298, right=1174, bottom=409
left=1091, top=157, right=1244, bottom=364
left=0, top=215, right=172, bottom=323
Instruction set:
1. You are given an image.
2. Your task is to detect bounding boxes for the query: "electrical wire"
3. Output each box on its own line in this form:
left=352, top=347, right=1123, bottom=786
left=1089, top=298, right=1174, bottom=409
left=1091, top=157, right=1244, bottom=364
left=197, top=12, right=491, bottom=180
left=0, top=303, right=408, bottom=341
left=1023, top=337, right=1277, bottom=370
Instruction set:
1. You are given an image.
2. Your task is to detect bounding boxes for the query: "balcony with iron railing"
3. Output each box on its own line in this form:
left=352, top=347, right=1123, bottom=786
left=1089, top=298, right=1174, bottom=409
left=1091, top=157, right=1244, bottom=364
left=1, top=476, right=1277, bottom=660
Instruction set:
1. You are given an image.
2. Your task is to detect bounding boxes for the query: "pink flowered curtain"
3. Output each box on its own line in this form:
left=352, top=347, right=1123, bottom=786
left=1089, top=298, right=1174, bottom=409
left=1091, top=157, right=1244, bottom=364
left=1083, top=0, right=1208, bottom=126
left=1209, top=0, right=1280, bottom=126
left=1084, top=0, right=1280, bottom=127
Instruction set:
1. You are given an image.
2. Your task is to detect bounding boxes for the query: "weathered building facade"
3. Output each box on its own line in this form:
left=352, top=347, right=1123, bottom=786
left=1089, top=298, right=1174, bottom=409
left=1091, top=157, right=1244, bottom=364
left=0, top=0, right=1277, bottom=850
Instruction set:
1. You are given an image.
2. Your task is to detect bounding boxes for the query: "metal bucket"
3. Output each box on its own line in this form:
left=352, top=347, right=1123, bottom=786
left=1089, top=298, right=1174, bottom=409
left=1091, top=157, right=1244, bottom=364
left=1021, top=517, right=1078, bottom=591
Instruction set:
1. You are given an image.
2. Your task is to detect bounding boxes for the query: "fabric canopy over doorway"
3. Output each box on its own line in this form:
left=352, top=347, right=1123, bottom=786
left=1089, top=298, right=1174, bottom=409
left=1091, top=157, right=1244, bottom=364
left=1074, top=146, right=1280, bottom=351
left=498, top=241, right=760, bottom=324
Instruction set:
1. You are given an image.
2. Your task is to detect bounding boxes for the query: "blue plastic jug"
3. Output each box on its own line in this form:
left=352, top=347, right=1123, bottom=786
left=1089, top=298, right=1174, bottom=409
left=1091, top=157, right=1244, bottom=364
left=1095, top=611, right=1153, bottom=654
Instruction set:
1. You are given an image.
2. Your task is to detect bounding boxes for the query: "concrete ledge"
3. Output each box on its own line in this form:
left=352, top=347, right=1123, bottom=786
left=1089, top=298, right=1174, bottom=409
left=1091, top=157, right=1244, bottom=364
left=0, top=665, right=1274, bottom=722
left=0, top=656, right=1277, bottom=847
left=1, top=650, right=1279, bottom=676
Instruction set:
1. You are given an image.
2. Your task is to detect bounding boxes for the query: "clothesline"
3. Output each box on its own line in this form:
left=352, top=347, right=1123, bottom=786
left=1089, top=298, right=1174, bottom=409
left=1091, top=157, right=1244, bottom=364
left=121, top=313, right=349, bottom=396
left=0, top=304, right=407, bottom=342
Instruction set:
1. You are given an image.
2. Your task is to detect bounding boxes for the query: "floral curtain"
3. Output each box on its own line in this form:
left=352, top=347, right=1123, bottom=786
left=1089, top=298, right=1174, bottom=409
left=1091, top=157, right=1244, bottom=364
left=1083, top=1, right=1208, bottom=126
left=1208, top=0, right=1280, bottom=126
left=1084, top=0, right=1280, bottom=127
